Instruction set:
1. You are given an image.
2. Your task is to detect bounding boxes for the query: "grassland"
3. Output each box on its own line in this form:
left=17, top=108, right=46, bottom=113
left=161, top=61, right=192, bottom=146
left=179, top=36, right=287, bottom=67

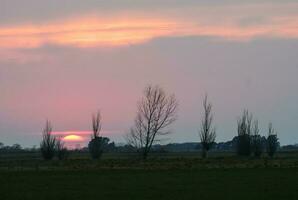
left=0, top=152, right=297, bottom=200
left=1, top=168, right=297, bottom=200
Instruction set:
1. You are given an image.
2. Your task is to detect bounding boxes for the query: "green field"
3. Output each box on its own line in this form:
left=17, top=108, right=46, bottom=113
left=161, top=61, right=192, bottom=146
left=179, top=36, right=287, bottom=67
left=0, top=168, right=297, bottom=200
left=0, top=152, right=298, bottom=200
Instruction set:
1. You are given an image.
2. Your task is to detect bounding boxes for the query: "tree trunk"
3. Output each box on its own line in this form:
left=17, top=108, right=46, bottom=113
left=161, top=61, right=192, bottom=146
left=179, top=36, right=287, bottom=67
left=202, top=149, right=207, bottom=158
left=142, top=150, right=148, bottom=160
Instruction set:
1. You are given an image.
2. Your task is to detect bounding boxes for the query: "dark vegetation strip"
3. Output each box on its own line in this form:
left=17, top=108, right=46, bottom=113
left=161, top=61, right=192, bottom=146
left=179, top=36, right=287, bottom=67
left=0, top=168, right=297, bottom=200
left=1, top=153, right=298, bottom=171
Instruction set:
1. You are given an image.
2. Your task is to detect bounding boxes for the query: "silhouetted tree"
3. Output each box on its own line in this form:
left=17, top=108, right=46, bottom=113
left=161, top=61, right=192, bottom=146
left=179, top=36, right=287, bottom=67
left=88, top=111, right=105, bottom=159
left=126, top=85, right=178, bottom=159
left=105, top=140, right=116, bottom=152
left=40, top=120, right=56, bottom=160
left=11, top=144, right=22, bottom=151
left=266, top=122, right=279, bottom=158
left=0, top=142, right=3, bottom=157
left=0, top=143, right=23, bottom=153
left=199, top=95, right=216, bottom=158
left=237, top=110, right=252, bottom=156
left=251, top=120, right=263, bottom=157
left=56, top=137, right=68, bottom=160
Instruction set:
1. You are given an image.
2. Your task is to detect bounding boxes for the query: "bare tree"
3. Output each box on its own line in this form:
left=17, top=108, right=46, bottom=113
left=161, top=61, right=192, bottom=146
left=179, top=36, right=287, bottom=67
left=40, top=120, right=56, bottom=160
left=88, top=111, right=105, bottom=159
left=0, top=142, right=4, bottom=149
left=266, top=122, right=279, bottom=158
left=199, top=95, right=216, bottom=158
left=92, top=111, right=102, bottom=139
left=236, top=110, right=252, bottom=156
left=126, top=85, right=178, bottom=159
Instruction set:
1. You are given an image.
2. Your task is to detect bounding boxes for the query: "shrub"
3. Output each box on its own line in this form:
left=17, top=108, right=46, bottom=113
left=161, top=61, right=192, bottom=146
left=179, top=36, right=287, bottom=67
left=40, top=120, right=56, bottom=160
left=56, top=137, right=68, bottom=160
left=252, top=135, right=263, bottom=157
left=88, top=137, right=110, bottom=159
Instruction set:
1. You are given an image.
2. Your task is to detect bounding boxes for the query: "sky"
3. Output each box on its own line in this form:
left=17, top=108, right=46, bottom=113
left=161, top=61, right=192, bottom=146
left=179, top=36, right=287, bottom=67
left=1, top=0, right=298, bottom=147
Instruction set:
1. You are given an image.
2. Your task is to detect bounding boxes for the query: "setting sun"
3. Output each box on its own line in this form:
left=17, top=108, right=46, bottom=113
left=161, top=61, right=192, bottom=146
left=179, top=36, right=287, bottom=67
left=63, top=134, right=84, bottom=142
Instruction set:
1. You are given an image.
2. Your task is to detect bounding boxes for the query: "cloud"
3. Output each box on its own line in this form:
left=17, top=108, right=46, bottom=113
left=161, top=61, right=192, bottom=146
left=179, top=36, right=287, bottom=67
left=0, top=17, right=179, bottom=48
left=1, top=14, right=298, bottom=50
left=1, top=1, right=298, bottom=50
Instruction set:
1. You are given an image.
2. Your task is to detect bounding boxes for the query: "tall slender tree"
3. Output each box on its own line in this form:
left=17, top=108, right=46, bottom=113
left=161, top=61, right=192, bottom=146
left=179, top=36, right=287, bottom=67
left=266, top=122, right=279, bottom=158
left=199, top=95, right=216, bottom=158
left=251, top=120, right=263, bottom=157
left=237, top=110, right=252, bottom=156
left=88, top=111, right=105, bottom=159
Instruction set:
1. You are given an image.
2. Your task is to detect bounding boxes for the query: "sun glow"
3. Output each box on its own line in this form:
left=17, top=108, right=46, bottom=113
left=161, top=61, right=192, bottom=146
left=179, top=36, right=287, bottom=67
left=63, top=134, right=84, bottom=142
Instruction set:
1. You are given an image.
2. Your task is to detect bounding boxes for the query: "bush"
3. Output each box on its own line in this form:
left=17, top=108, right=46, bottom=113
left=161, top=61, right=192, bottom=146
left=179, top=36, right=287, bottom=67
left=252, top=135, right=263, bottom=157
left=88, top=137, right=108, bottom=159
left=40, top=120, right=56, bottom=160
left=237, top=134, right=251, bottom=156
left=56, top=137, right=68, bottom=160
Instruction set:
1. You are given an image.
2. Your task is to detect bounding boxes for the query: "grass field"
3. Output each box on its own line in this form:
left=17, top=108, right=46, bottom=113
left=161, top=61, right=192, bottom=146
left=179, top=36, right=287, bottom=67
left=0, top=168, right=297, bottom=200
left=0, top=152, right=298, bottom=200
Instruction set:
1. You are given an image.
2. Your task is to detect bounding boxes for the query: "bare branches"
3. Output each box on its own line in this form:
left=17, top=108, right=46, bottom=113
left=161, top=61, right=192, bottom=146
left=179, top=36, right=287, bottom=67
left=253, top=120, right=259, bottom=136
left=92, top=111, right=102, bottom=139
left=126, top=85, right=178, bottom=159
left=89, top=110, right=106, bottom=159
left=268, top=122, right=275, bottom=136
left=237, top=110, right=253, bottom=137
left=199, top=94, right=216, bottom=158
left=237, top=110, right=253, bottom=156
left=40, top=120, right=56, bottom=160
left=251, top=120, right=264, bottom=157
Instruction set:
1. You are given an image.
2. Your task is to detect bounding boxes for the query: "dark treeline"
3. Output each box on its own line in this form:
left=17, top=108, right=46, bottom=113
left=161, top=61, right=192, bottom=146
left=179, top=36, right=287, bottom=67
left=1, top=139, right=298, bottom=154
